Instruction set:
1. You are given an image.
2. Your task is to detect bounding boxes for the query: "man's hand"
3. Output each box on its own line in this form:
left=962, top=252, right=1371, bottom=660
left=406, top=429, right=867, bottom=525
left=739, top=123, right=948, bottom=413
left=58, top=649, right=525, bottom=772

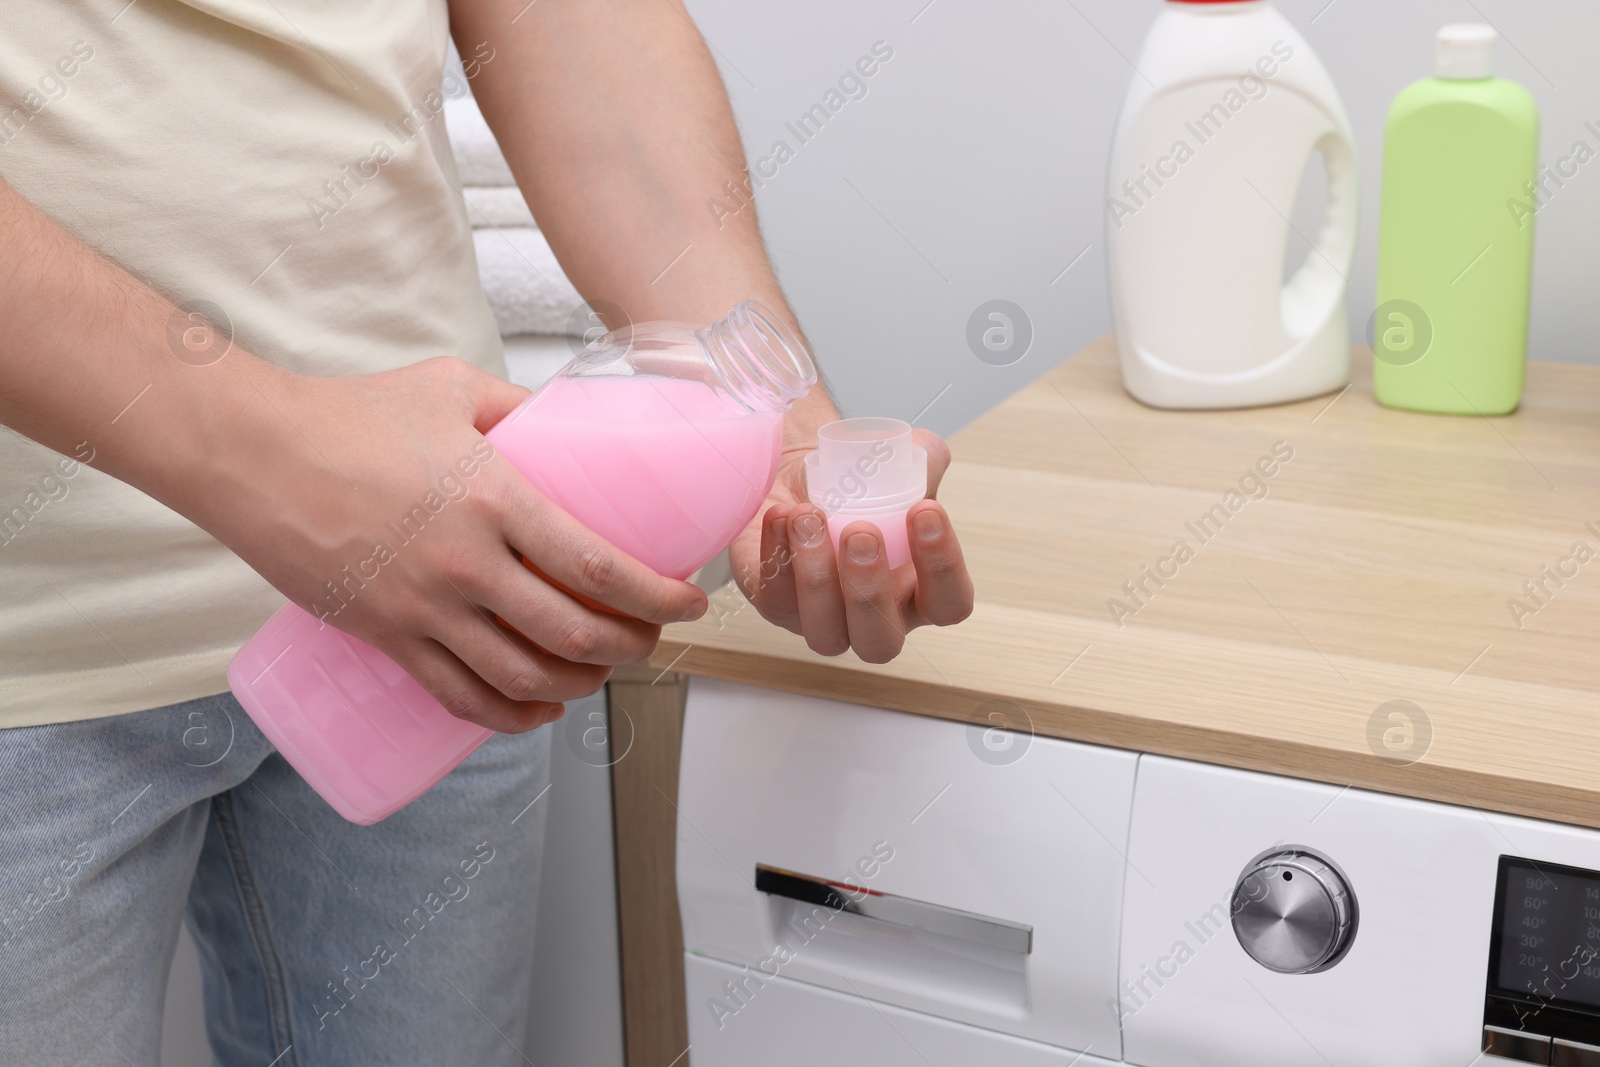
left=195, top=357, right=707, bottom=734
left=728, top=428, right=973, bottom=663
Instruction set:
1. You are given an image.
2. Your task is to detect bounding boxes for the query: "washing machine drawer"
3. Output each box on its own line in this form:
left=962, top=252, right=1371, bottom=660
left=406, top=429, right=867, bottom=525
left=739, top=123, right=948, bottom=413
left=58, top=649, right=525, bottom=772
left=687, top=954, right=1123, bottom=1067
left=677, top=678, right=1139, bottom=1054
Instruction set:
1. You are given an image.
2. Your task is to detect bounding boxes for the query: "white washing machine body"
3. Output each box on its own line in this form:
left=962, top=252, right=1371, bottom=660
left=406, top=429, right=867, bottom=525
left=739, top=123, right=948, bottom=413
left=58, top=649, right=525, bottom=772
left=1119, top=756, right=1600, bottom=1066
left=687, top=954, right=1122, bottom=1067
left=677, top=678, right=1139, bottom=1064
left=677, top=680, right=1600, bottom=1066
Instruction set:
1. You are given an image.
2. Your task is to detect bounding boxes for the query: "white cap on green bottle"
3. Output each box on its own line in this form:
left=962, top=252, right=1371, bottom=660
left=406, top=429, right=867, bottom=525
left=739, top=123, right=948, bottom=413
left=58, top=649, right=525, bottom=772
left=1436, top=23, right=1495, bottom=80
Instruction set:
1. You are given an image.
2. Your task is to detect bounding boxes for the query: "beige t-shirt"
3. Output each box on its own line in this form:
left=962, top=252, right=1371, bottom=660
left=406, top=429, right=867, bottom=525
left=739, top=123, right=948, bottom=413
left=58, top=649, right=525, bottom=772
left=0, top=1, right=505, bottom=727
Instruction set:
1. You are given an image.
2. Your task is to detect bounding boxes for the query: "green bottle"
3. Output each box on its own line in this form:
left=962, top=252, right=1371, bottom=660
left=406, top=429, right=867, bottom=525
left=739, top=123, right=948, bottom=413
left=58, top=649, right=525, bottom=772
left=1373, top=23, right=1538, bottom=415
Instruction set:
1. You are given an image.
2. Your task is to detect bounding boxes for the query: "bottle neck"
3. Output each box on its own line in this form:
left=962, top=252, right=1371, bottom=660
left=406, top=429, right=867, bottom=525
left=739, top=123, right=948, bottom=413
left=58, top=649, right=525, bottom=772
left=697, top=301, right=817, bottom=413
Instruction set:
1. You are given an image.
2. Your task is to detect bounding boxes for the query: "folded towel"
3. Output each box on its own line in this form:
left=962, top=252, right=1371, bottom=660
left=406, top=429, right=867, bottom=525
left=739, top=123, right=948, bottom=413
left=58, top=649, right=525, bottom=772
left=464, top=185, right=537, bottom=229
left=444, top=96, right=517, bottom=187
left=474, top=227, right=585, bottom=336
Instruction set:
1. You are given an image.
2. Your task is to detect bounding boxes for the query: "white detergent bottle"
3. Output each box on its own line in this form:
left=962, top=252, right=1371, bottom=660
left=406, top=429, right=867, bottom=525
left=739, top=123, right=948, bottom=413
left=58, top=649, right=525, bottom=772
left=1106, top=0, right=1358, bottom=409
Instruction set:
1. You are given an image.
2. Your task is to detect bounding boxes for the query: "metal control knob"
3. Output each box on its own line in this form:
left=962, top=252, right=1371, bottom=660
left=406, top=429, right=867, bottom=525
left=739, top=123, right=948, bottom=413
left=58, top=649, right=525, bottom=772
left=1230, top=846, right=1358, bottom=974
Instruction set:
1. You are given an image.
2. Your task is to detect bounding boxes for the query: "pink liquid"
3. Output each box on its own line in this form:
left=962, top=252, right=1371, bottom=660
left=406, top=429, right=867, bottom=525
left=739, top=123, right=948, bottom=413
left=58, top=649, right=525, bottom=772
left=228, top=374, right=781, bottom=824
left=489, top=375, right=781, bottom=580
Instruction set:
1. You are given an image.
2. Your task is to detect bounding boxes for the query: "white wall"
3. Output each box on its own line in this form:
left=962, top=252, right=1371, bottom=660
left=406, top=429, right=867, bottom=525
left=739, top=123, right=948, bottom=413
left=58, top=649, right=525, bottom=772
left=687, top=0, right=1600, bottom=436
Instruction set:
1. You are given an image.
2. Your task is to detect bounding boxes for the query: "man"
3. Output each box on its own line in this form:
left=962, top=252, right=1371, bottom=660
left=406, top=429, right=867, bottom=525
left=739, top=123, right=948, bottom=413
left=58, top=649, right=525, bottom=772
left=0, top=1, right=973, bottom=1063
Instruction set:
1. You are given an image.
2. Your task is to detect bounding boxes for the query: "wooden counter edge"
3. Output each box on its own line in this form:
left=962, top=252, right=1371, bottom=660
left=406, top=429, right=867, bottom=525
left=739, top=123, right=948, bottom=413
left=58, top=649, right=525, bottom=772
left=646, top=640, right=1600, bottom=831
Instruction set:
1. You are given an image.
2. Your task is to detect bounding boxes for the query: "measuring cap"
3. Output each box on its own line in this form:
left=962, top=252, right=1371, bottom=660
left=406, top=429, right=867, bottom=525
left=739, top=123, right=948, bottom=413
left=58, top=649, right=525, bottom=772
left=803, top=417, right=928, bottom=515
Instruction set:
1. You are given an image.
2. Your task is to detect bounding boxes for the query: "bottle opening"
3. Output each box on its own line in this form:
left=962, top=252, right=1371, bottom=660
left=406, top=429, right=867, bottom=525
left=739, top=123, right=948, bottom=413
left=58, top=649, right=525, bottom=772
left=699, top=301, right=818, bottom=413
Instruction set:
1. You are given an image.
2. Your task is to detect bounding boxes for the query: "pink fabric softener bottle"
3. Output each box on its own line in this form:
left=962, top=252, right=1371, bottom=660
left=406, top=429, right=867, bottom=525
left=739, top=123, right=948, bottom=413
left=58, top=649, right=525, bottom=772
left=227, top=301, right=816, bottom=824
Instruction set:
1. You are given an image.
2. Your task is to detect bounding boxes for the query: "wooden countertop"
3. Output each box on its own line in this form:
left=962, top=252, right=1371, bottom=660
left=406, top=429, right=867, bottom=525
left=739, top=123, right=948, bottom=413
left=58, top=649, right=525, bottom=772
left=651, top=336, right=1600, bottom=830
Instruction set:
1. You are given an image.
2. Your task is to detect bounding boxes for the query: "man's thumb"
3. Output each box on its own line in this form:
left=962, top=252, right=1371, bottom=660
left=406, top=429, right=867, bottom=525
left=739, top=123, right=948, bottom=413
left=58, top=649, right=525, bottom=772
left=464, top=365, right=533, bottom=434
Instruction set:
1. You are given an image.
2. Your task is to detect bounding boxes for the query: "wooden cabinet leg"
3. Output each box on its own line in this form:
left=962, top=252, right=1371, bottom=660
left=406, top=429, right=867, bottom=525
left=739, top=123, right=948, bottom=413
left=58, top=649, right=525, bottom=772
left=607, top=665, right=691, bottom=1067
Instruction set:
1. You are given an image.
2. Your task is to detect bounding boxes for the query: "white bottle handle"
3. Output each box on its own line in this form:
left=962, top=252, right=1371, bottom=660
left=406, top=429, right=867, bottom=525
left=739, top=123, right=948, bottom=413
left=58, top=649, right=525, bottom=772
left=1282, top=130, right=1359, bottom=339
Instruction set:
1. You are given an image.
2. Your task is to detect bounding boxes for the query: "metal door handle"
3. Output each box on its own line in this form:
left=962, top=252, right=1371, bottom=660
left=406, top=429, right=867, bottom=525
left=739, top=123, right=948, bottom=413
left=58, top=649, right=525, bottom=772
left=754, top=864, right=1033, bottom=955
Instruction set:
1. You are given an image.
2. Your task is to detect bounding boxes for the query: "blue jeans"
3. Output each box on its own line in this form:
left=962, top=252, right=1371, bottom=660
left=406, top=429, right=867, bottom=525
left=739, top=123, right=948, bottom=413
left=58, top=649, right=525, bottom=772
left=0, top=692, right=552, bottom=1066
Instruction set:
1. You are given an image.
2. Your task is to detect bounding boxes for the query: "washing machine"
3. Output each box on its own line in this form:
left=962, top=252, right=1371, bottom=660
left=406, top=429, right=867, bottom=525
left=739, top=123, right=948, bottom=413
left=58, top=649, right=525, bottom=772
left=677, top=679, right=1600, bottom=1066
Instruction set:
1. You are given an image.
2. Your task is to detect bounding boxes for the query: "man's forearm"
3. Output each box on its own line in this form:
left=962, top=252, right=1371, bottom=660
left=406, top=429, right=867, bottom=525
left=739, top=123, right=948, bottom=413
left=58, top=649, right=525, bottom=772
left=0, top=178, right=286, bottom=519
left=450, top=0, right=842, bottom=446
left=454, top=0, right=786, bottom=323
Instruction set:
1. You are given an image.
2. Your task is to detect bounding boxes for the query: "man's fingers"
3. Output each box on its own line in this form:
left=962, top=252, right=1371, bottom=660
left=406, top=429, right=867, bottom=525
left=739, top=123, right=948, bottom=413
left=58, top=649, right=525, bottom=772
left=787, top=508, right=850, bottom=656
left=475, top=553, right=664, bottom=665
left=913, top=428, right=953, bottom=498
left=430, top=601, right=613, bottom=704
left=457, top=357, right=534, bottom=432
left=743, top=503, right=801, bottom=631
left=835, top=520, right=906, bottom=663
left=410, top=355, right=531, bottom=431
left=905, top=501, right=973, bottom=628
left=385, top=633, right=569, bottom=734
left=498, top=476, right=706, bottom=626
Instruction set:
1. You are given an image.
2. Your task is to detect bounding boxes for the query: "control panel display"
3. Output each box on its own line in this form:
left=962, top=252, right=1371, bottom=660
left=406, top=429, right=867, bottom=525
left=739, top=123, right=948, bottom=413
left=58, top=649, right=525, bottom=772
left=1493, top=857, right=1600, bottom=1007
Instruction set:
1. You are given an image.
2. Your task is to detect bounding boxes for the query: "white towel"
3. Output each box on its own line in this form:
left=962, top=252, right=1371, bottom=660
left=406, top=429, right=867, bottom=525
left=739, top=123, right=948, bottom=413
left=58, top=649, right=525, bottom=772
left=445, top=96, right=517, bottom=188
left=463, top=185, right=537, bottom=229
left=474, top=228, right=585, bottom=337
